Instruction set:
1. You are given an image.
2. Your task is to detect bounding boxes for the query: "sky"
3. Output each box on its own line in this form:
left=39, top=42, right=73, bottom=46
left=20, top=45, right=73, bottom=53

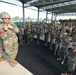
left=0, top=0, right=76, bottom=21
left=0, top=0, right=48, bottom=20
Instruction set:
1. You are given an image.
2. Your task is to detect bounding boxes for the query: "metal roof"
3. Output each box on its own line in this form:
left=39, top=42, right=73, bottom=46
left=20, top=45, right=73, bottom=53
left=19, top=0, right=76, bottom=14
left=0, top=0, right=76, bottom=14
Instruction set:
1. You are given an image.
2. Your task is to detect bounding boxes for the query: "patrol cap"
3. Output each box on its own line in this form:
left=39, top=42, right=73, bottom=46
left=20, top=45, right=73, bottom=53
left=0, top=12, right=11, bottom=19
left=72, top=42, right=76, bottom=47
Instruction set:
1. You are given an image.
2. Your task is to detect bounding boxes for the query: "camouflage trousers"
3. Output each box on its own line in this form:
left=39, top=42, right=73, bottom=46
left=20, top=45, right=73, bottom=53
left=37, top=33, right=40, bottom=42
left=44, top=33, right=49, bottom=44
left=62, top=61, right=76, bottom=75
left=0, top=39, right=18, bottom=61
left=54, top=43, right=62, bottom=55
left=26, top=34, right=31, bottom=42
left=0, top=41, right=3, bottom=58
left=72, top=35, right=76, bottom=42
left=67, top=61, right=76, bottom=73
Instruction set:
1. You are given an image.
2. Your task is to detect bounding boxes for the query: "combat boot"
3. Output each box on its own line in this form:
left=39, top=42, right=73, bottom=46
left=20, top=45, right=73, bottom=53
left=37, top=41, right=39, bottom=44
left=9, top=60, right=18, bottom=67
left=61, top=59, right=65, bottom=64
left=45, top=43, right=47, bottom=46
left=20, top=41, right=23, bottom=45
left=49, top=46, right=53, bottom=50
left=54, top=51, right=56, bottom=56
left=28, top=41, right=30, bottom=45
left=0, top=56, right=5, bottom=62
left=57, top=57, right=61, bottom=60
left=12, top=60, right=18, bottom=65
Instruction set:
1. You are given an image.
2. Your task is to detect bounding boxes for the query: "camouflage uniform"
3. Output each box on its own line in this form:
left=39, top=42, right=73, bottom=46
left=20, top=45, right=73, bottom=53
left=44, top=24, right=49, bottom=46
left=36, top=24, right=42, bottom=44
left=17, top=27, right=23, bottom=45
left=54, top=33, right=63, bottom=56
left=72, top=28, right=76, bottom=42
left=31, top=24, right=36, bottom=41
left=61, top=26, right=66, bottom=34
left=49, top=22, right=56, bottom=49
left=24, top=25, right=27, bottom=41
left=49, top=29, right=55, bottom=49
left=0, top=37, right=3, bottom=57
left=26, top=24, right=31, bottom=44
left=59, top=36, right=70, bottom=64
left=61, top=43, right=76, bottom=75
left=0, top=22, right=19, bottom=61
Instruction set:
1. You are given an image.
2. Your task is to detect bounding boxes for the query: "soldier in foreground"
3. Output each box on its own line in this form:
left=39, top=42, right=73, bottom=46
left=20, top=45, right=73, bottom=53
left=0, top=12, right=19, bottom=67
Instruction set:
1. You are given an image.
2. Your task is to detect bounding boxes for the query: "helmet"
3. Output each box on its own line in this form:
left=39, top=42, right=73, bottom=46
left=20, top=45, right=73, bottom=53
left=0, top=12, right=11, bottom=19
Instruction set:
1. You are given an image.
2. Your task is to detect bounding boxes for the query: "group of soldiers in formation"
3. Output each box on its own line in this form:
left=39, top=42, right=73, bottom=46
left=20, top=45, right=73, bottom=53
left=17, top=21, right=76, bottom=75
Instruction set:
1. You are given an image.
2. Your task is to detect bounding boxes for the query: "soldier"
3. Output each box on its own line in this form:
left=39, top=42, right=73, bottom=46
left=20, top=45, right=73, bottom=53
left=36, top=23, right=43, bottom=44
left=49, top=29, right=55, bottom=50
left=44, top=24, right=49, bottom=46
left=69, top=22, right=73, bottom=36
left=26, top=23, right=31, bottom=44
left=24, top=25, right=27, bottom=42
left=61, top=42, right=76, bottom=75
left=59, top=36, right=70, bottom=64
left=21, top=27, right=25, bottom=41
left=65, top=22, right=70, bottom=35
left=0, top=12, right=19, bottom=67
left=31, top=23, right=36, bottom=41
left=17, top=26, right=23, bottom=45
left=58, top=22, right=62, bottom=32
left=54, top=32, right=63, bottom=56
left=72, top=27, right=76, bottom=42
left=61, top=23, right=66, bottom=34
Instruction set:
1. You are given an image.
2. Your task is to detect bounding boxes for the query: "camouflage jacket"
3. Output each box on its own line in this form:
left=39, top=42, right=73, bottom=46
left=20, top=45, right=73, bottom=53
left=0, top=22, right=19, bottom=41
left=66, top=48, right=76, bottom=63
left=36, top=25, right=43, bottom=34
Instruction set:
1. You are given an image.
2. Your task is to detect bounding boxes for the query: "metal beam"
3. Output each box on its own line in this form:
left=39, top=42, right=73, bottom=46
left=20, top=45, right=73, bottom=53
left=30, top=0, right=74, bottom=8
left=53, top=9, right=76, bottom=14
left=40, top=0, right=76, bottom=10
left=45, top=4, right=76, bottom=11
left=43, top=2, right=76, bottom=14
left=18, top=0, right=31, bottom=3
left=0, top=0, right=21, bottom=7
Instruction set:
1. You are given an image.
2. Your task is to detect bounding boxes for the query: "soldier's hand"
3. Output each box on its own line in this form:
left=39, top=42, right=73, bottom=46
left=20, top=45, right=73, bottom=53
left=4, top=25, right=8, bottom=30
left=8, top=24, right=13, bottom=29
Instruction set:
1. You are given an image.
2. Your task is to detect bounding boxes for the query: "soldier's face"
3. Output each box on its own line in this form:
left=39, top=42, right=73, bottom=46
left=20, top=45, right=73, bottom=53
left=72, top=46, right=76, bottom=50
left=65, top=38, right=68, bottom=42
left=60, top=34, right=62, bottom=37
left=2, top=18, right=10, bottom=24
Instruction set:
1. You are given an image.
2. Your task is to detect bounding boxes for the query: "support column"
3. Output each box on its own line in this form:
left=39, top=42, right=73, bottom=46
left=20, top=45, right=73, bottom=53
left=51, top=12, right=53, bottom=22
left=22, top=2, right=25, bottom=28
left=37, top=7, right=39, bottom=22
left=55, top=13, right=57, bottom=22
left=46, top=11, right=48, bottom=23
